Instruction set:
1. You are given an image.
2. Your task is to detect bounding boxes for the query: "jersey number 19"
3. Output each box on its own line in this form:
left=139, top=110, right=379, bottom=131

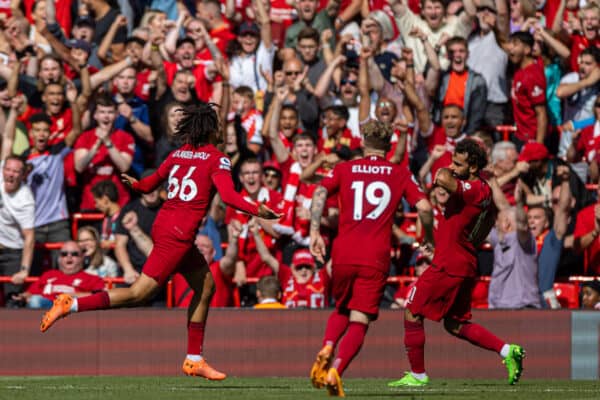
left=351, top=181, right=391, bottom=221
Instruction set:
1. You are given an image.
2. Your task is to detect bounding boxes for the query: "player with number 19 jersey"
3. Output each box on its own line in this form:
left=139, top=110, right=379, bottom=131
left=131, top=143, right=261, bottom=285
left=320, top=155, right=426, bottom=273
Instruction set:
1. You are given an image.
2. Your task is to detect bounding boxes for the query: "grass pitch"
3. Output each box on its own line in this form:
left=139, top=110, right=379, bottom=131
left=0, top=377, right=597, bottom=400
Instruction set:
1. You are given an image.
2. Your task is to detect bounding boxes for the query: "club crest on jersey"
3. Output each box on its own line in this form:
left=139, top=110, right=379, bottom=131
left=219, top=157, right=231, bottom=170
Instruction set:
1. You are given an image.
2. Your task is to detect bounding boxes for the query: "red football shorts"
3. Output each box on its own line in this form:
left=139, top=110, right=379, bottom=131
left=332, top=264, right=387, bottom=318
left=406, top=265, right=475, bottom=322
left=142, top=230, right=207, bottom=286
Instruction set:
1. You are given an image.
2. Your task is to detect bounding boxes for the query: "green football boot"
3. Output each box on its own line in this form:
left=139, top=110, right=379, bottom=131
left=387, top=372, right=430, bottom=387
left=503, top=344, right=525, bottom=385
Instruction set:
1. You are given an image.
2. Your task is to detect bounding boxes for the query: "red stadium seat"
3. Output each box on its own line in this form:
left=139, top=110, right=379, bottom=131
left=471, top=280, right=489, bottom=309
left=553, top=283, right=580, bottom=309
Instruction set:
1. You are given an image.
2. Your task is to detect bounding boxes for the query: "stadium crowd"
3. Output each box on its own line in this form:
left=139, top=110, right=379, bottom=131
left=1, top=0, right=600, bottom=310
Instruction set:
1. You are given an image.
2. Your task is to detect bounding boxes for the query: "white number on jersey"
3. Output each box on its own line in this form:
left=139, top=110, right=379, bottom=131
left=167, top=164, right=198, bottom=201
left=350, top=181, right=392, bottom=221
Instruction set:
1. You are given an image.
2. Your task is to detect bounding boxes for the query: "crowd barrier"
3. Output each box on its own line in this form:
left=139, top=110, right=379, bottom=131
left=1, top=309, right=598, bottom=379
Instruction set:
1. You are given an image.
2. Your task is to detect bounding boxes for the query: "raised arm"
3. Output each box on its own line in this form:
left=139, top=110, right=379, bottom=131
left=90, top=56, right=134, bottom=91
left=488, top=176, right=511, bottom=212
left=358, top=46, right=371, bottom=123
left=249, top=217, right=280, bottom=273
left=309, top=185, right=328, bottom=263
left=219, top=221, right=242, bottom=276
left=268, top=87, right=291, bottom=164
left=64, top=80, right=83, bottom=148
left=313, top=54, right=346, bottom=99
left=97, top=15, right=129, bottom=65
left=553, top=165, right=572, bottom=240
left=514, top=180, right=531, bottom=248
left=1, top=96, right=23, bottom=161
left=254, top=0, right=273, bottom=50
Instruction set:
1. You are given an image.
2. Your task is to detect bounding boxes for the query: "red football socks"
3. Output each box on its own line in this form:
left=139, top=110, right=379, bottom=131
left=187, top=322, right=205, bottom=355
left=323, top=310, right=350, bottom=347
left=332, top=322, right=368, bottom=375
left=457, top=322, right=504, bottom=353
left=404, top=319, right=426, bottom=374
left=77, top=291, right=110, bottom=312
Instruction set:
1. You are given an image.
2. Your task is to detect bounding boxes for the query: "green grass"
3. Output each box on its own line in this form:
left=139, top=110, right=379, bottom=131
left=0, top=377, right=597, bottom=400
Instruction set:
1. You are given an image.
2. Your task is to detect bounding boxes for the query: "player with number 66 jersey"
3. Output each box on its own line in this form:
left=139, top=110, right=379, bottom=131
left=40, top=104, right=281, bottom=382
left=308, top=120, right=434, bottom=396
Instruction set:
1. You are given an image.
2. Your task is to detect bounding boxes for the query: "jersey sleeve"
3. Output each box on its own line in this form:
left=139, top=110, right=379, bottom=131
left=211, top=156, right=260, bottom=216
left=455, top=179, right=489, bottom=207
left=574, top=207, right=594, bottom=239
left=402, top=170, right=427, bottom=207
left=132, top=159, right=170, bottom=193
left=319, top=164, right=342, bottom=196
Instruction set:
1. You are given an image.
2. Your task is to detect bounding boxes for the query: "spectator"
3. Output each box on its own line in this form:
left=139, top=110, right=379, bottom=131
left=232, top=86, right=264, bottom=154
left=467, top=0, right=510, bottom=129
left=113, top=66, right=153, bottom=177
left=557, top=47, right=600, bottom=157
left=388, top=0, right=476, bottom=73
left=565, top=3, right=600, bottom=73
left=114, top=169, right=162, bottom=284
left=566, top=93, right=600, bottom=183
left=280, top=27, right=327, bottom=88
left=318, top=105, right=362, bottom=154
left=432, top=36, right=487, bottom=135
left=262, top=160, right=282, bottom=192
left=574, top=185, right=600, bottom=275
left=361, top=11, right=399, bottom=82
left=509, top=31, right=548, bottom=146
left=284, top=0, right=334, bottom=48
left=155, top=102, right=184, bottom=166
left=226, top=159, right=283, bottom=281
left=10, top=241, right=104, bottom=309
left=253, top=275, right=287, bottom=309
left=173, top=222, right=242, bottom=308
left=490, top=141, right=526, bottom=205
left=229, top=0, right=275, bottom=93
left=77, top=226, right=119, bottom=278
left=0, top=154, right=35, bottom=305
left=250, top=218, right=331, bottom=308
left=581, top=280, right=600, bottom=310
left=488, top=178, right=541, bottom=309
left=74, top=94, right=135, bottom=210
left=89, top=179, right=121, bottom=245
left=196, top=0, right=236, bottom=54
left=86, top=0, right=128, bottom=61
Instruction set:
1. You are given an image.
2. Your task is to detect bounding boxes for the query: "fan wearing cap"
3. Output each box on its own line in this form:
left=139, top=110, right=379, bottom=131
left=508, top=31, right=547, bottom=145
left=387, top=0, right=477, bottom=73
left=581, top=280, right=600, bottom=309
left=250, top=217, right=331, bottom=309
left=229, top=0, right=275, bottom=93
left=262, top=160, right=282, bottom=191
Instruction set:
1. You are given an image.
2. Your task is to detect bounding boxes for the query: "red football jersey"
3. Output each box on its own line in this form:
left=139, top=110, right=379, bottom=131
left=28, top=270, right=105, bottom=300
left=278, top=265, right=330, bottom=308
left=320, top=155, right=426, bottom=272
left=433, top=178, right=495, bottom=277
left=574, top=125, right=600, bottom=162
left=511, top=61, right=546, bottom=142
left=574, top=204, right=600, bottom=275
left=74, top=128, right=135, bottom=210
left=150, top=144, right=242, bottom=243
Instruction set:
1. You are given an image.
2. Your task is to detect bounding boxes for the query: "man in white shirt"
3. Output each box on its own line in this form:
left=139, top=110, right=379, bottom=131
left=0, top=156, right=35, bottom=304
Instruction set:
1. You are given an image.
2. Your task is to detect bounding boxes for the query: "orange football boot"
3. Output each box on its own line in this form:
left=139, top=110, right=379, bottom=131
left=40, top=294, right=73, bottom=332
left=310, top=344, right=333, bottom=388
left=325, top=367, right=345, bottom=397
left=182, top=358, right=227, bottom=380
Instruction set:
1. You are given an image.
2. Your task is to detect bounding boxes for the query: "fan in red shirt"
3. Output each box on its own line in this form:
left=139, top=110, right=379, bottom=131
left=308, top=120, right=434, bottom=396
left=225, top=159, right=284, bottom=279
left=389, top=138, right=525, bottom=388
left=573, top=185, right=600, bottom=275
left=197, top=0, right=236, bottom=54
left=509, top=31, right=547, bottom=145
left=41, top=103, right=281, bottom=381
left=567, top=4, right=600, bottom=73
left=249, top=215, right=331, bottom=309
left=174, top=223, right=243, bottom=308
left=12, top=241, right=104, bottom=309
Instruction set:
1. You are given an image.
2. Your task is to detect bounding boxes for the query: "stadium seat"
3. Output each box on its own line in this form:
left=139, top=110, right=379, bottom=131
left=471, top=280, right=489, bottom=309
left=553, top=283, right=580, bottom=309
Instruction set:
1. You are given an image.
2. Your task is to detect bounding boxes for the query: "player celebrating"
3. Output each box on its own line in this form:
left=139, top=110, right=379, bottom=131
left=309, top=120, right=434, bottom=397
left=40, top=103, right=280, bottom=380
left=388, top=139, right=525, bottom=388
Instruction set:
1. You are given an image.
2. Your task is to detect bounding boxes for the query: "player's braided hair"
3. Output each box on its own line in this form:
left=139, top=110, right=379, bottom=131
left=361, top=119, right=393, bottom=152
left=455, top=138, right=488, bottom=172
left=173, top=103, right=221, bottom=147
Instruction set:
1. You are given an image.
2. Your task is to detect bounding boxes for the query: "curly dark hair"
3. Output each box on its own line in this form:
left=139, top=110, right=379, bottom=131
left=173, top=103, right=221, bottom=147
left=455, top=138, right=487, bottom=172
